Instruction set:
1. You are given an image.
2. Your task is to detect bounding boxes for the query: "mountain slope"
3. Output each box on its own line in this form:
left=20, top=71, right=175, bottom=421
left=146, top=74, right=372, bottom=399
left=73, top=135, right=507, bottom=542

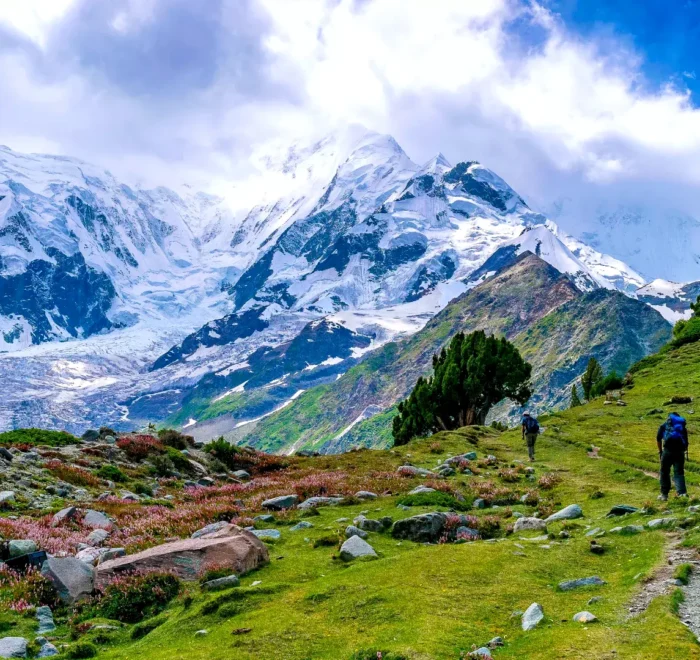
left=244, top=253, right=670, bottom=454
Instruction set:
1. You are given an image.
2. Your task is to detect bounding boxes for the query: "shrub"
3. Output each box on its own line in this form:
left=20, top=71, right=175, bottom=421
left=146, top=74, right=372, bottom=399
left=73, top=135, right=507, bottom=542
left=671, top=587, right=685, bottom=614
left=674, top=563, right=693, bottom=586
left=96, top=465, right=127, bottom=483
left=116, top=435, right=165, bottom=461
left=45, top=460, right=100, bottom=488
left=397, top=491, right=472, bottom=511
left=95, top=571, right=180, bottom=623
left=66, top=642, right=98, bottom=659
left=165, top=447, right=193, bottom=473
left=429, top=441, right=443, bottom=454
left=490, top=420, right=508, bottom=432
left=0, top=565, right=60, bottom=610
left=537, top=473, right=562, bottom=490
left=150, top=454, right=175, bottom=477
left=313, top=534, right=340, bottom=548
left=158, top=429, right=194, bottom=450
left=204, top=437, right=239, bottom=468
left=672, top=317, right=700, bottom=348
left=0, top=428, right=77, bottom=447
left=590, top=371, right=624, bottom=398
left=350, top=652, right=407, bottom=660
left=133, top=482, right=153, bottom=497
left=131, top=616, right=165, bottom=640
left=498, top=468, right=521, bottom=483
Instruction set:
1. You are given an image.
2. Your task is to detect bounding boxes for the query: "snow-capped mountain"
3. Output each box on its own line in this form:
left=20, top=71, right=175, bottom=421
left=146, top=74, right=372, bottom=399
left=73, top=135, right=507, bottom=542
left=0, top=126, right=673, bottom=435
left=635, top=279, right=700, bottom=322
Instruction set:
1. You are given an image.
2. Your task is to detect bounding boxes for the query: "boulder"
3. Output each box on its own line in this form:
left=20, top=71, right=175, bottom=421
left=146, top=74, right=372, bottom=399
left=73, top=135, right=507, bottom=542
left=397, top=466, right=433, bottom=477
left=262, top=495, right=298, bottom=510
left=8, top=540, right=37, bottom=558
left=358, top=517, right=392, bottom=533
left=35, top=639, right=58, bottom=658
left=345, top=525, right=368, bottom=540
left=82, top=510, right=114, bottom=530
left=51, top=506, right=78, bottom=527
left=610, top=525, right=644, bottom=535
left=198, top=477, right=216, bottom=487
left=391, top=512, right=446, bottom=543
left=0, top=637, right=27, bottom=658
left=191, top=521, right=230, bottom=539
left=473, top=498, right=486, bottom=509
left=521, top=603, right=544, bottom=631
left=607, top=505, right=639, bottom=517
left=75, top=547, right=102, bottom=565
left=97, top=548, right=126, bottom=564
left=647, top=518, right=676, bottom=529
left=573, top=611, right=598, bottom=623
left=41, top=557, right=95, bottom=604
left=558, top=576, right=606, bottom=591
left=0, top=491, right=15, bottom=504
left=202, top=575, right=240, bottom=591
left=470, top=649, right=492, bottom=658
left=0, top=448, right=13, bottom=462
left=545, top=504, right=583, bottom=523
left=35, top=606, right=55, bottom=635
left=514, top=517, right=547, bottom=534
left=253, top=514, right=275, bottom=524
left=232, top=470, right=251, bottom=480
left=408, top=486, right=435, bottom=495
left=290, top=521, right=313, bottom=532
left=250, top=529, right=281, bottom=540
left=298, top=496, right=343, bottom=509
left=87, top=529, right=110, bottom=547
left=96, top=527, right=268, bottom=586
left=355, top=491, right=378, bottom=500
left=120, top=491, right=139, bottom=502
left=339, top=536, right=377, bottom=562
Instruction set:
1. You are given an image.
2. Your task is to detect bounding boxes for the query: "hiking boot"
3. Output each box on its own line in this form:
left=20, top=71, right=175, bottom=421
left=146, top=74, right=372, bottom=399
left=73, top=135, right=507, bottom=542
left=529, top=457, right=535, bottom=462
left=658, top=494, right=668, bottom=502
left=677, top=493, right=689, bottom=499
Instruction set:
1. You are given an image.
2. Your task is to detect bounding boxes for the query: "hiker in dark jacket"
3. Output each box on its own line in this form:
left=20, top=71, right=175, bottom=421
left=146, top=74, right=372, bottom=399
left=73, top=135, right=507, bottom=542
left=657, top=412, right=688, bottom=501
left=522, top=413, right=539, bottom=462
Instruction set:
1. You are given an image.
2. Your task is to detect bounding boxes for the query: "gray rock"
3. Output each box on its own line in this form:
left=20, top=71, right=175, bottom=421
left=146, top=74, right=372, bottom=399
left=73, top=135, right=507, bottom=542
left=231, top=470, right=251, bottom=480
left=87, top=529, right=110, bottom=546
left=35, top=639, right=58, bottom=658
left=514, top=517, right=547, bottom=534
left=688, top=505, right=700, bottom=513
left=35, top=606, right=55, bottom=635
left=191, top=521, right=229, bottom=539
left=470, top=648, right=492, bottom=658
left=253, top=514, right=275, bottom=523
left=198, top=477, right=215, bottom=487
left=397, top=465, right=433, bottom=477
left=339, top=535, right=377, bottom=561
left=647, top=517, right=676, bottom=529
left=588, top=596, right=602, bottom=605
left=408, top=486, right=436, bottom=495
left=103, top=435, right=116, bottom=444
left=8, top=540, right=37, bottom=558
left=0, top=637, right=27, bottom=658
left=41, top=556, right=95, bottom=604
left=76, top=547, right=102, bottom=565
left=97, top=548, right=126, bottom=563
left=51, top=506, right=78, bottom=527
left=355, top=491, right=378, bottom=500
left=250, top=529, right=281, bottom=540
left=83, top=509, right=113, bottom=530
left=0, top=448, right=13, bottom=462
left=290, top=521, right=313, bottom=531
left=345, top=525, right=368, bottom=539
left=610, top=525, right=644, bottom=535
left=488, top=637, right=504, bottom=648
left=545, top=504, right=583, bottom=523
left=0, top=491, right=15, bottom=504
left=585, top=527, right=603, bottom=537
left=455, top=526, right=479, bottom=541
left=512, top=511, right=524, bottom=519
left=607, top=504, right=639, bottom=517
left=573, top=611, right=598, bottom=623
left=202, top=574, right=240, bottom=591
left=298, top=496, right=343, bottom=509
left=558, top=576, right=606, bottom=591
left=391, top=512, right=447, bottom=543
left=473, top=498, right=486, bottom=509
left=358, top=518, right=385, bottom=533
left=262, top=495, right=299, bottom=510
left=522, top=603, right=544, bottom=631
left=120, top=491, right=140, bottom=502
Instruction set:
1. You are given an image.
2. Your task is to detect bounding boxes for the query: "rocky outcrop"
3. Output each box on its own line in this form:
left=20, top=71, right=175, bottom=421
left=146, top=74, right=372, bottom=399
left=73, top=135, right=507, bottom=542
left=41, top=557, right=95, bottom=604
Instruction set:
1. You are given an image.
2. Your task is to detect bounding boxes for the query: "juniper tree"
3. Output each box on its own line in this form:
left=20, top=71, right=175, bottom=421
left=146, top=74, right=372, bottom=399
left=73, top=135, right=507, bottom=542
left=392, top=330, right=532, bottom=446
left=570, top=383, right=582, bottom=408
left=581, top=357, right=603, bottom=400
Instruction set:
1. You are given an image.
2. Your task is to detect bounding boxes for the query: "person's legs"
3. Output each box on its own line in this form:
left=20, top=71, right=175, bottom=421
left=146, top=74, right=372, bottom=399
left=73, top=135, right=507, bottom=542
left=659, top=451, right=673, bottom=498
left=673, top=452, right=687, bottom=496
left=526, top=433, right=536, bottom=460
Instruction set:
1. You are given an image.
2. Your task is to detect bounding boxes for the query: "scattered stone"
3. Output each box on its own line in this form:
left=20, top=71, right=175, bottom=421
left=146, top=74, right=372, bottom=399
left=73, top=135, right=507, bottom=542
left=688, top=506, right=700, bottom=514
left=120, top=491, right=140, bottom=502
left=41, top=557, right=95, bottom=604
left=355, top=491, right=378, bottom=500
left=198, top=477, right=215, bottom=487
left=588, top=596, right=602, bottom=605
left=573, top=611, right=598, bottom=623
left=558, top=576, right=606, bottom=591
left=0, top=637, right=27, bottom=658
left=87, top=529, right=110, bottom=547
left=250, top=529, right=281, bottom=540
left=8, top=540, right=37, bottom=558
left=408, top=485, right=436, bottom=495
left=488, top=637, right=504, bottom=648
left=345, top=525, right=368, bottom=540
left=231, top=470, right=251, bottom=480
left=290, top=521, right=313, bottom=532
left=610, top=525, right=644, bottom=535
left=512, top=511, right=524, bottom=519
left=0, top=491, right=15, bottom=504
left=194, top=630, right=208, bottom=637
left=607, top=505, right=639, bottom=517
left=358, top=517, right=392, bottom=533
left=97, top=548, right=126, bottom=564
left=647, top=518, right=676, bottom=529
left=473, top=498, right=486, bottom=509
left=0, top=448, right=13, bottom=462
left=35, top=606, right=55, bottom=635
left=545, top=504, right=583, bottom=523
left=75, top=547, right=102, bottom=565
left=96, top=527, right=268, bottom=585
left=396, top=465, right=433, bottom=477
left=298, top=496, right=343, bottom=509
left=192, top=521, right=230, bottom=539
left=35, top=638, right=58, bottom=658
left=339, top=536, right=377, bottom=562
left=585, top=528, right=603, bottom=537
left=455, top=526, right=479, bottom=541
left=262, top=495, right=299, bottom=510
left=514, top=517, right=547, bottom=534
left=469, top=648, right=492, bottom=658
left=51, top=506, right=78, bottom=527
left=202, top=575, right=240, bottom=591
left=253, top=514, right=275, bottom=524
left=83, top=510, right=114, bottom=530
left=590, top=541, right=605, bottom=555
left=559, top=530, right=570, bottom=539
left=522, top=603, right=544, bottom=631
left=391, top=512, right=447, bottom=543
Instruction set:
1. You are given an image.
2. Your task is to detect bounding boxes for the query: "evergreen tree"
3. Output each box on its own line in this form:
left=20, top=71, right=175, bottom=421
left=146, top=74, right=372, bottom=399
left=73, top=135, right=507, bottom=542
left=691, top=295, right=700, bottom=318
left=581, top=357, right=603, bottom=400
left=392, top=330, right=532, bottom=446
left=570, top=383, right=582, bottom=408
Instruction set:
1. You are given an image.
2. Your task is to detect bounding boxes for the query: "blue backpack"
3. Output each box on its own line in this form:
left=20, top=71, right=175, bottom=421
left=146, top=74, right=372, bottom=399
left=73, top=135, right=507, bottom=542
left=663, top=413, right=688, bottom=451
left=523, top=416, right=539, bottom=434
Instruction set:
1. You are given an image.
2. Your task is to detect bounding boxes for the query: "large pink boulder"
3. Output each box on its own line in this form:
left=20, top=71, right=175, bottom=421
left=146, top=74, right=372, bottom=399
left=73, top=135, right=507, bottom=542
left=95, top=525, right=268, bottom=587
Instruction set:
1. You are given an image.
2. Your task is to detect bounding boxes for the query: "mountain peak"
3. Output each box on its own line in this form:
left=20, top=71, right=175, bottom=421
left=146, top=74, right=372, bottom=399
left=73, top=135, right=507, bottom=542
left=418, top=152, right=452, bottom=175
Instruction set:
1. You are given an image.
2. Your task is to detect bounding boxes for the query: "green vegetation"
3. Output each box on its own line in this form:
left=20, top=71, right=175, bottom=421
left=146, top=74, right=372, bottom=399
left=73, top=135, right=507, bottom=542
left=396, top=490, right=473, bottom=511
left=581, top=357, right=603, bottom=400
left=570, top=383, right=582, bottom=407
left=674, top=563, right=693, bottom=586
left=94, top=572, right=180, bottom=623
left=392, top=331, right=532, bottom=445
left=0, top=428, right=77, bottom=446
left=96, top=465, right=127, bottom=483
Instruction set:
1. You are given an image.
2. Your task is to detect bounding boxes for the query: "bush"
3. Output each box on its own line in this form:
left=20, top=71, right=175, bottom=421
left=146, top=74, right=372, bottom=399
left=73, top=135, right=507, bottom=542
left=350, top=651, right=407, bottom=660
left=81, top=429, right=99, bottom=442
left=0, top=428, right=77, bottom=447
left=537, top=473, right=561, bottom=490
left=45, top=460, right=100, bottom=488
left=166, top=447, right=193, bottom=473
left=96, top=465, right=127, bottom=483
left=66, top=642, right=97, bottom=659
left=204, top=437, right=240, bottom=469
left=672, top=317, right=700, bottom=348
left=116, top=435, right=165, bottom=461
left=158, top=429, right=194, bottom=450
left=429, top=441, right=443, bottom=454
left=150, top=454, right=175, bottom=477
left=96, top=572, right=180, bottom=623
left=397, top=491, right=473, bottom=511
left=204, top=437, right=287, bottom=473
left=133, top=482, right=153, bottom=497
left=590, top=371, right=624, bottom=398
left=0, top=565, right=60, bottom=610
left=490, top=421, right=508, bottom=432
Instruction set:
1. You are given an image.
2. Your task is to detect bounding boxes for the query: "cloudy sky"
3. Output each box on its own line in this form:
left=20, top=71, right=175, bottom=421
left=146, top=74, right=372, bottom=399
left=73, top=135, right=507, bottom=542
left=2, top=0, right=700, bottom=261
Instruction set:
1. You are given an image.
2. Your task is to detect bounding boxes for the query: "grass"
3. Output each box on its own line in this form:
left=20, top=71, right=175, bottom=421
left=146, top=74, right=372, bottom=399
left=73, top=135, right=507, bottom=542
left=0, top=428, right=78, bottom=446
left=674, top=563, right=693, bottom=586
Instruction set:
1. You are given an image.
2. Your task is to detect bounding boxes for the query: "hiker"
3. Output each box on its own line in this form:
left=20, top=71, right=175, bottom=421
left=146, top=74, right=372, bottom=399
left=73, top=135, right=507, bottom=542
left=657, top=412, right=689, bottom=501
left=522, top=412, right=539, bottom=462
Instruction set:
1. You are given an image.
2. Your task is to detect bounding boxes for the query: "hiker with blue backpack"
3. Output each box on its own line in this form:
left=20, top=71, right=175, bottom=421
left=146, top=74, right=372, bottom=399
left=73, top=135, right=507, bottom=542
left=522, top=413, right=539, bottom=462
left=657, top=412, right=689, bottom=501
